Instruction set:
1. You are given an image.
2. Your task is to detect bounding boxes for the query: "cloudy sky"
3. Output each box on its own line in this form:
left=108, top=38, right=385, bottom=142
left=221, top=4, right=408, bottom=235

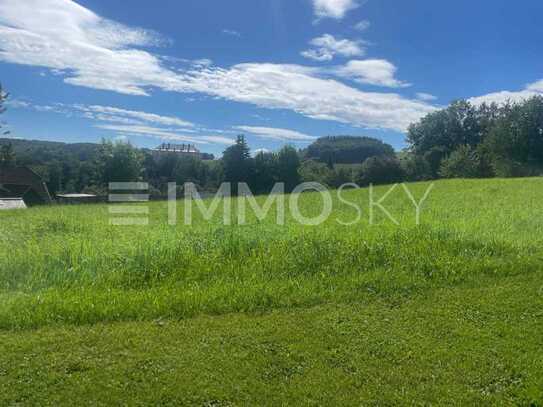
left=1, top=0, right=542, bottom=155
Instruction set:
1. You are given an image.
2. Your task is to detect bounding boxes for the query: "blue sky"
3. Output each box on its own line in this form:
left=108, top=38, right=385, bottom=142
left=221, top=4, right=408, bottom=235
left=1, top=0, right=543, bottom=156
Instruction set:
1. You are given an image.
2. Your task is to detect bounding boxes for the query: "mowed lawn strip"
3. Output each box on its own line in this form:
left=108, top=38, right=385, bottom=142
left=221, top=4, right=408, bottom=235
left=1, top=272, right=542, bottom=406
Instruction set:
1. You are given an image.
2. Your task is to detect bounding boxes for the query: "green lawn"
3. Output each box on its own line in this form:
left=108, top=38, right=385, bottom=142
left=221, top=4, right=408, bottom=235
left=1, top=178, right=542, bottom=404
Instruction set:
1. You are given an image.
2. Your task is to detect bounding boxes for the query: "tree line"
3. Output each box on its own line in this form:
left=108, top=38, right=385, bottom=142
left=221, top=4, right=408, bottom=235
left=0, top=133, right=394, bottom=196
left=2, top=82, right=543, bottom=197
left=0, top=133, right=304, bottom=196
left=405, top=96, right=543, bottom=179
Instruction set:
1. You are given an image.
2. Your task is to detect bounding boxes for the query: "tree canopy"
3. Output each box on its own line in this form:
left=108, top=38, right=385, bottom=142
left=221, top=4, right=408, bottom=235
left=406, top=96, right=543, bottom=178
left=357, top=156, right=404, bottom=186
left=222, top=135, right=253, bottom=194
left=304, top=136, right=395, bottom=165
left=96, top=140, right=144, bottom=184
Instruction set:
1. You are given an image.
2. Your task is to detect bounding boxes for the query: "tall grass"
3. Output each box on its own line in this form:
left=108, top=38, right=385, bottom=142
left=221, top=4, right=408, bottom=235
left=1, top=178, right=542, bottom=329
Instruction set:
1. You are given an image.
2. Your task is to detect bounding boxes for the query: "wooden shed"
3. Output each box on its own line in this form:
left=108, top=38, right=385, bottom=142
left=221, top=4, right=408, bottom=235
left=0, top=166, right=52, bottom=205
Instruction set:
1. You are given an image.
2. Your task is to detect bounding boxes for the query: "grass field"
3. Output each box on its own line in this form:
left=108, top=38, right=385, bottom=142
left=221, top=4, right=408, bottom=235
left=1, top=178, right=542, bottom=404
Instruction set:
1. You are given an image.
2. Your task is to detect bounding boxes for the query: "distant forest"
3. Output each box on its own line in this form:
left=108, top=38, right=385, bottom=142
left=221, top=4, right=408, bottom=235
left=1, top=83, right=543, bottom=196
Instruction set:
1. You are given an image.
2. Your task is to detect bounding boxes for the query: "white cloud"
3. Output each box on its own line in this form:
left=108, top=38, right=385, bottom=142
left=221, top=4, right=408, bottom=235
left=301, top=49, right=334, bottom=62
left=187, top=63, right=435, bottom=131
left=0, top=0, right=437, bottom=132
left=301, top=34, right=365, bottom=62
left=312, top=0, right=360, bottom=20
left=234, top=126, right=317, bottom=141
left=469, top=90, right=537, bottom=106
left=192, top=59, right=213, bottom=68
left=333, top=59, right=410, bottom=88
left=253, top=148, right=271, bottom=156
left=527, top=80, right=543, bottom=92
left=17, top=102, right=70, bottom=114
left=10, top=100, right=196, bottom=129
left=222, top=29, right=241, bottom=37
left=77, top=105, right=195, bottom=128
left=202, top=136, right=236, bottom=145
left=9, top=100, right=234, bottom=145
left=0, top=0, right=178, bottom=96
left=81, top=113, right=148, bottom=126
left=5, top=99, right=31, bottom=109
left=469, top=79, right=543, bottom=106
left=95, top=124, right=199, bottom=143
left=415, top=92, right=437, bottom=101
left=354, top=20, right=371, bottom=31
left=114, top=135, right=129, bottom=143
left=96, top=124, right=235, bottom=145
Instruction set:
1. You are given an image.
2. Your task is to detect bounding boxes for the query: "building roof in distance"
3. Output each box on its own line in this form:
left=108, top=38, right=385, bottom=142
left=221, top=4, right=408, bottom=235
left=154, top=143, right=200, bottom=153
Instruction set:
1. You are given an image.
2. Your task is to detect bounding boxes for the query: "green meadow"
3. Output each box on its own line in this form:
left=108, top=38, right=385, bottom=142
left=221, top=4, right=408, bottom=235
left=1, top=178, right=542, bottom=404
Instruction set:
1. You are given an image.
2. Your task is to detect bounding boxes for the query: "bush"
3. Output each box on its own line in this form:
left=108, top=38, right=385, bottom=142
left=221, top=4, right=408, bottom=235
left=423, top=146, right=448, bottom=178
left=325, top=167, right=353, bottom=188
left=439, top=145, right=484, bottom=179
left=400, top=153, right=432, bottom=181
left=490, top=159, right=543, bottom=178
left=357, top=156, right=405, bottom=186
left=300, top=160, right=332, bottom=185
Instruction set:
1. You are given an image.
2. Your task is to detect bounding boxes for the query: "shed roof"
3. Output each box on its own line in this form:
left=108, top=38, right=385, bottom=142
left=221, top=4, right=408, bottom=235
left=0, top=166, right=52, bottom=204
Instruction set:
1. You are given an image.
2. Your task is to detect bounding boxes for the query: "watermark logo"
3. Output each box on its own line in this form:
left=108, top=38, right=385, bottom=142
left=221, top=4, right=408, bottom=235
left=108, top=182, right=435, bottom=227
left=108, top=182, right=150, bottom=225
